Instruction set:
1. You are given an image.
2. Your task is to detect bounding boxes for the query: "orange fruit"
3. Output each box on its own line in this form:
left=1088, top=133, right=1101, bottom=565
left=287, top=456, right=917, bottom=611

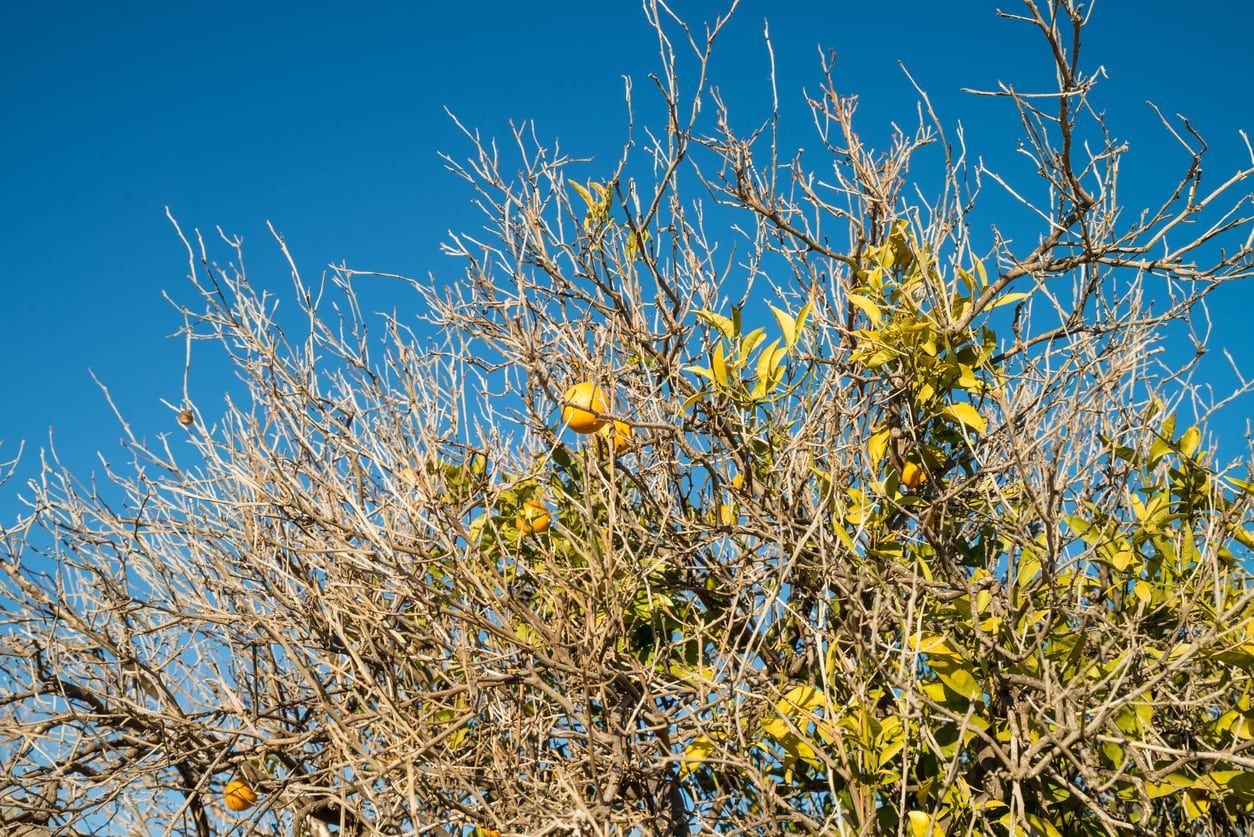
left=516, top=499, right=551, bottom=535
left=224, top=778, right=257, bottom=812
left=177, top=409, right=195, bottom=427
left=561, top=382, right=609, bottom=434
left=900, top=461, right=927, bottom=491
left=598, top=419, right=633, bottom=454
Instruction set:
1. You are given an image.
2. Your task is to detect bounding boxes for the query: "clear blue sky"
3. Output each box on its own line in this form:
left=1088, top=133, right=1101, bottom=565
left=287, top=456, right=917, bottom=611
left=2, top=1, right=1252, bottom=520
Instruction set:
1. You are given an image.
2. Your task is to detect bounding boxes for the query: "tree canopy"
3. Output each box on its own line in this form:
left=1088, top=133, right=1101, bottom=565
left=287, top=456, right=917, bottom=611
left=3, top=2, right=1254, bottom=835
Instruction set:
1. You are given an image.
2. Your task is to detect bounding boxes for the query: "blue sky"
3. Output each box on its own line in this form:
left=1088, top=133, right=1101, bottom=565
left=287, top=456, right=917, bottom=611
left=2, top=0, right=1252, bottom=520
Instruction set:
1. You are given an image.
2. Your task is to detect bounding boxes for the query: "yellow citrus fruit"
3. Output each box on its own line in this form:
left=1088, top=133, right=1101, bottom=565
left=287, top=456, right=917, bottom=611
left=598, top=419, right=633, bottom=454
left=561, top=382, right=609, bottom=434
left=224, top=779, right=257, bottom=812
left=901, top=461, right=927, bottom=491
left=516, top=499, right=551, bottom=535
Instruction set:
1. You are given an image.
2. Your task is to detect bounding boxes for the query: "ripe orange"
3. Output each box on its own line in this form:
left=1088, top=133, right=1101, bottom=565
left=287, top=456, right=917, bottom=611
left=516, top=499, right=551, bottom=535
left=561, top=382, right=609, bottom=434
left=224, top=778, right=257, bottom=812
left=901, top=461, right=927, bottom=491
left=598, top=419, right=633, bottom=454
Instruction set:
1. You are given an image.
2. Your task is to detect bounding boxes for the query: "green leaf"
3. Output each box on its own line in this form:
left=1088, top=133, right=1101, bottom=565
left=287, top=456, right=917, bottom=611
left=847, top=292, right=883, bottom=325
left=771, top=305, right=798, bottom=349
left=943, top=402, right=987, bottom=434
left=1227, top=772, right=1254, bottom=801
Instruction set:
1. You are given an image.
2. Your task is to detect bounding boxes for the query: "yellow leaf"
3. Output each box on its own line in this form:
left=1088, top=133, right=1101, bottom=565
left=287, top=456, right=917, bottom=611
left=1225, top=476, right=1254, bottom=496
left=680, top=390, right=708, bottom=413
left=795, top=298, right=812, bottom=336
left=996, top=813, right=1061, bottom=837
left=780, top=684, right=826, bottom=715
left=755, top=338, right=783, bottom=386
left=974, top=259, right=988, bottom=287
left=907, top=632, right=958, bottom=658
left=1183, top=788, right=1211, bottom=820
left=956, top=268, right=976, bottom=294
left=711, top=343, right=729, bottom=387
left=867, top=427, right=891, bottom=469
left=1179, top=426, right=1201, bottom=457
left=907, top=811, right=945, bottom=837
left=847, top=292, right=883, bottom=325
left=694, top=309, right=737, bottom=341
left=933, top=660, right=982, bottom=701
left=1105, top=545, right=1135, bottom=571
left=761, top=717, right=790, bottom=740
left=943, top=402, right=987, bottom=434
left=832, top=521, right=857, bottom=553
left=986, top=291, right=1030, bottom=310
left=1146, top=773, right=1194, bottom=799
left=624, top=227, right=650, bottom=261
left=680, top=735, right=718, bottom=777
left=771, top=305, right=798, bottom=349
left=568, top=178, right=595, bottom=209
left=738, top=327, right=767, bottom=365
left=683, top=365, right=715, bottom=382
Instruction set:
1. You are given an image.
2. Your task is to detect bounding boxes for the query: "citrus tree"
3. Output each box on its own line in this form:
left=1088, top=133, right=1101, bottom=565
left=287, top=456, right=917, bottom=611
left=3, top=2, right=1254, bottom=834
